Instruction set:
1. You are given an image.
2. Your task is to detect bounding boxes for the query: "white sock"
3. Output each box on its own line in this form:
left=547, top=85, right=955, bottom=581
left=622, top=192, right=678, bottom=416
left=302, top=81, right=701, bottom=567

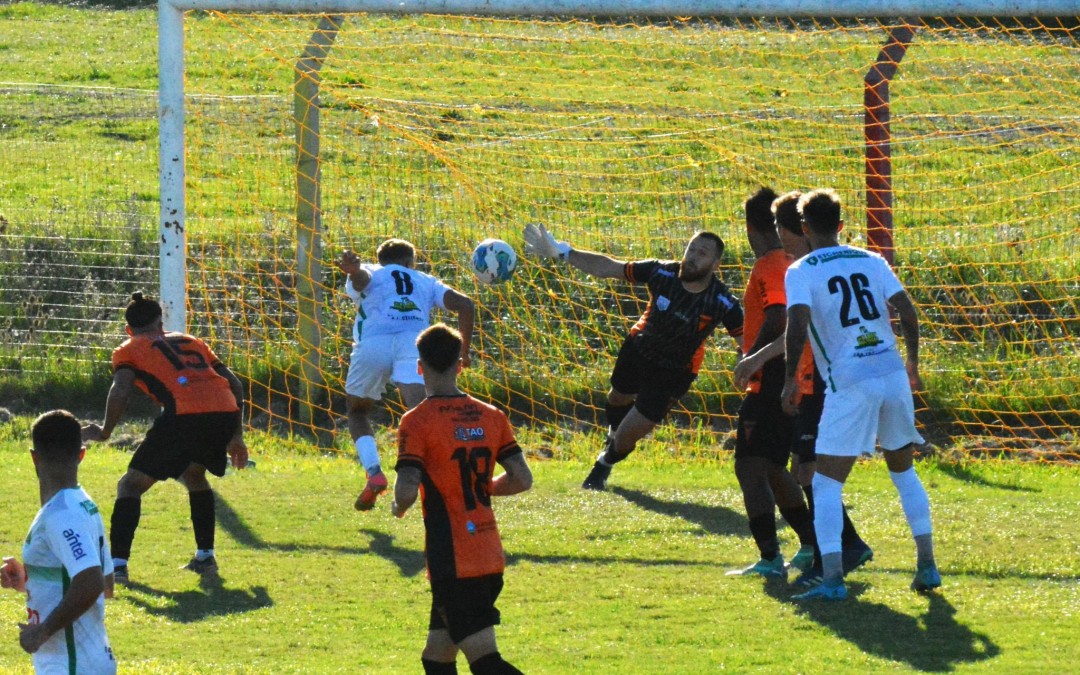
left=890, top=467, right=933, bottom=537
left=812, top=473, right=844, bottom=582
left=195, top=549, right=215, bottom=561
left=355, top=435, right=381, bottom=475
left=112, top=557, right=128, bottom=568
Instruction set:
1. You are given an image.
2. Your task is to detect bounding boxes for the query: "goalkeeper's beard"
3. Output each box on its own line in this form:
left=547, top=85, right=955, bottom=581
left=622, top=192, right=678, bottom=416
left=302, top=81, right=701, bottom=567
left=678, top=262, right=711, bottom=283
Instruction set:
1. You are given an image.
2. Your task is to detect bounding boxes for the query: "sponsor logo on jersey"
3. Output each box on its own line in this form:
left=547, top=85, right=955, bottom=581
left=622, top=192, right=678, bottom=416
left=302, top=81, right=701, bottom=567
left=656, top=295, right=671, bottom=311
left=63, top=529, right=87, bottom=560
left=855, top=326, right=884, bottom=349
left=391, top=298, right=420, bottom=314
left=80, top=500, right=99, bottom=516
left=454, top=426, right=486, bottom=442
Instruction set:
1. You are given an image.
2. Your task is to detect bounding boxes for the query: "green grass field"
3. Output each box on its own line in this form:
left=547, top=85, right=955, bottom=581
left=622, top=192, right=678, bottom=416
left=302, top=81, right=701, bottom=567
left=0, top=423, right=1076, bottom=673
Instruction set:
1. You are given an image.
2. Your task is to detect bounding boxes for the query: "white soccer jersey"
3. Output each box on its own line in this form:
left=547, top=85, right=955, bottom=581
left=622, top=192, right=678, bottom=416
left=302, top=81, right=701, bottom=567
left=785, top=245, right=906, bottom=392
left=23, top=487, right=115, bottom=675
left=344, top=263, right=451, bottom=345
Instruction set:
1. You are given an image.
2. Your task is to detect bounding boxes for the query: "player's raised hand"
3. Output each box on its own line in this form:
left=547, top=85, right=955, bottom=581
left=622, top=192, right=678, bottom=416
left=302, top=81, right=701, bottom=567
left=523, top=223, right=571, bottom=260
left=335, top=249, right=362, bottom=275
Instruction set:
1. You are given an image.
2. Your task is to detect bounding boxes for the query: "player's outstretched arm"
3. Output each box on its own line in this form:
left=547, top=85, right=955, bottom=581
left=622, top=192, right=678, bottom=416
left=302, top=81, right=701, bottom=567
left=391, top=466, right=422, bottom=518
left=19, top=566, right=104, bottom=654
left=492, top=454, right=533, bottom=496
left=523, top=223, right=625, bottom=279
left=889, top=290, right=923, bottom=390
left=442, top=289, right=475, bottom=368
left=85, top=368, right=136, bottom=442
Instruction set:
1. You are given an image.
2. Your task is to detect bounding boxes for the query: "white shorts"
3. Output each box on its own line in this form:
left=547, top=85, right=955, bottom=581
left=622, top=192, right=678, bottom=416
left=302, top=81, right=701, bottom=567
left=345, top=332, right=424, bottom=400
left=815, top=369, right=925, bottom=457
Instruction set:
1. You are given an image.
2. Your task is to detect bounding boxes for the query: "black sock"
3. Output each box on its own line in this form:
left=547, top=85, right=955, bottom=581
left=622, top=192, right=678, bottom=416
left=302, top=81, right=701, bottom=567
left=422, top=658, right=458, bottom=675
left=110, top=497, right=142, bottom=561
left=469, top=652, right=523, bottom=675
left=840, top=504, right=863, bottom=548
left=605, top=402, right=633, bottom=433
left=189, top=490, right=216, bottom=552
left=747, top=513, right=780, bottom=561
left=779, top=505, right=816, bottom=548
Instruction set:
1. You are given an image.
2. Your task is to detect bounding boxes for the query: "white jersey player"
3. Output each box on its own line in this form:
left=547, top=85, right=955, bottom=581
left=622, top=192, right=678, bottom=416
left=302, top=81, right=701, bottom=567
left=780, top=189, right=940, bottom=601
left=2, top=411, right=116, bottom=674
left=334, top=239, right=474, bottom=512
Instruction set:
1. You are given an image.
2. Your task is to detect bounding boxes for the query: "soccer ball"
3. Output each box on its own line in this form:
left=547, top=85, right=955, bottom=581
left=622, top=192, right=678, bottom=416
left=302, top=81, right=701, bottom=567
left=471, top=238, right=517, bottom=285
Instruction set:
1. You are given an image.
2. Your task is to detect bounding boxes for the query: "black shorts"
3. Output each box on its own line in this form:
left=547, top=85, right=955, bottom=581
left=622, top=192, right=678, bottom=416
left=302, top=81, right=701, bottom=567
left=130, top=411, right=240, bottom=481
left=609, top=337, right=696, bottom=424
left=735, top=359, right=794, bottom=465
left=791, top=389, right=825, bottom=463
left=429, top=573, right=504, bottom=644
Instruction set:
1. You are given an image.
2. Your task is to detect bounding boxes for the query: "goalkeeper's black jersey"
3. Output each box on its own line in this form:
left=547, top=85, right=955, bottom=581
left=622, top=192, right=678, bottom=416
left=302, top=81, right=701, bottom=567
left=623, top=260, right=744, bottom=373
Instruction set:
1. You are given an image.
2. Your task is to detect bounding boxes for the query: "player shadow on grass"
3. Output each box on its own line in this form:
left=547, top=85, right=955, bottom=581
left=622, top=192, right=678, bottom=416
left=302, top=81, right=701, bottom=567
left=766, top=583, right=1000, bottom=672
left=214, top=494, right=370, bottom=556
left=121, top=574, right=273, bottom=624
left=934, top=463, right=1038, bottom=493
left=609, top=486, right=748, bottom=537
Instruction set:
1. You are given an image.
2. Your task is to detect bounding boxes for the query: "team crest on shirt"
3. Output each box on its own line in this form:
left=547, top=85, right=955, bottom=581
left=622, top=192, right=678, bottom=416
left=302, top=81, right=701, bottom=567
left=454, top=426, right=486, bottom=442
left=656, top=295, right=670, bottom=311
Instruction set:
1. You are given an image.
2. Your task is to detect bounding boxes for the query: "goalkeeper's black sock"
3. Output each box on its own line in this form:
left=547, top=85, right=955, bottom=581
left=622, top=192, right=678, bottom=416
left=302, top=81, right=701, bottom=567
left=422, top=658, right=458, bottom=675
left=748, top=512, right=781, bottom=561
left=189, top=489, right=216, bottom=551
left=110, top=496, right=142, bottom=561
left=469, top=652, right=523, bottom=675
left=779, top=504, right=816, bottom=547
left=840, top=504, right=863, bottom=547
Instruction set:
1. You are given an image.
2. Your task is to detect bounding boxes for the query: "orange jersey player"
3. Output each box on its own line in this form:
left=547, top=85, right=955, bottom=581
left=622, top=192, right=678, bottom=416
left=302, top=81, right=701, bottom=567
left=392, top=323, right=532, bottom=675
left=82, top=292, right=248, bottom=586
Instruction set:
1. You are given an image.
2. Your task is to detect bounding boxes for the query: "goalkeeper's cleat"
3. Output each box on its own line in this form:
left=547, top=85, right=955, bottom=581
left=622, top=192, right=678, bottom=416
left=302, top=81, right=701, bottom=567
left=788, top=546, right=816, bottom=573
left=792, top=564, right=824, bottom=589
left=581, top=462, right=612, bottom=491
left=793, top=580, right=847, bottom=601
left=726, top=555, right=786, bottom=579
left=842, top=541, right=874, bottom=574
left=180, top=556, right=218, bottom=576
left=113, top=565, right=130, bottom=587
left=911, top=562, right=942, bottom=593
left=354, top=472, right=389, bottom=511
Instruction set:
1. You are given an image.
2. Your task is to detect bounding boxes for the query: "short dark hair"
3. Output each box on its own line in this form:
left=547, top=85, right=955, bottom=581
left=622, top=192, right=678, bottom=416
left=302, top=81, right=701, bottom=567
left=797, top=189, right=843, bottom=235
left=416, top=323, right=462, bottom=374
left=772, top=190, right=803, bottom=236
left=744, top=187, right=779, bottom=234
left=31, top=410, right=83, bottom=462
left=691, top=231, right=725, bottom=259
left=376, top=239, right=416, bottom=265
left=125, top=292, right=162, bottom=329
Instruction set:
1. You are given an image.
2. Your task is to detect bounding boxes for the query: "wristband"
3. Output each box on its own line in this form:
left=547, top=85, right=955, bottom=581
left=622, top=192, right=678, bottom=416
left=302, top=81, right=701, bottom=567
left=556, top=241, right=572, bottom=260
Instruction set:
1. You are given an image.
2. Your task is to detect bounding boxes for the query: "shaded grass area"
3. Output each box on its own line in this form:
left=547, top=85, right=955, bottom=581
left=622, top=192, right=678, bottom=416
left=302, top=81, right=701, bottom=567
left=0, top=427, right=1076, bottom=672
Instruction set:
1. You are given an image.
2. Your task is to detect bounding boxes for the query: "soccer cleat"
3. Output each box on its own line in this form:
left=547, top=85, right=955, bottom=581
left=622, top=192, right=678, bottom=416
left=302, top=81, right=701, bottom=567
left=354, top=472, right=389, bottom=511
left=726, top=555, right=786, bottom=579
left=792, top=565, right=824, bottom=589
left=788, top=546, right=816, bottom=573
left=581, top=462, right=612, bottom=491
left=181, top=556, right=218, bottom=576
left=113, top=565, right=130, bottom=586
left=842, top=542, right=874, bottom=574
left=911, top=563, right=942, bottom=593
left=793, top=580, right=848, bottom=601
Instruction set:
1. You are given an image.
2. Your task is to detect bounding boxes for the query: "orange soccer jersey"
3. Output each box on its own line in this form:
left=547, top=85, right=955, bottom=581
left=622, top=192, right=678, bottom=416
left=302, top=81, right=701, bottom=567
left=111, top=332, right=239, bottom=416
left=744, top=249, right=814, bottom=395
left=395, top=394, right=523, bottom=582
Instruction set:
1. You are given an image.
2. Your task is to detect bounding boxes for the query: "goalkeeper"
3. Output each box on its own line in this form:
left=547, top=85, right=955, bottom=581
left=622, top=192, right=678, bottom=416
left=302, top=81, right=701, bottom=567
left=523, top=223, right=744, bottom=490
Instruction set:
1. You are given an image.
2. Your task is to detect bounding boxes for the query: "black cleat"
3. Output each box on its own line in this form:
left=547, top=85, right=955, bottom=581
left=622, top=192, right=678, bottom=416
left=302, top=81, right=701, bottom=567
left=581, top=462, right=612, bottom=491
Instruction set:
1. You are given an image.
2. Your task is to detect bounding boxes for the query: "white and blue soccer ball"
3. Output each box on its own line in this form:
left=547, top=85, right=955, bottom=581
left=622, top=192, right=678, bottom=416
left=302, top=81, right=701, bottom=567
left=471, top=238, right=517, bottom=285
